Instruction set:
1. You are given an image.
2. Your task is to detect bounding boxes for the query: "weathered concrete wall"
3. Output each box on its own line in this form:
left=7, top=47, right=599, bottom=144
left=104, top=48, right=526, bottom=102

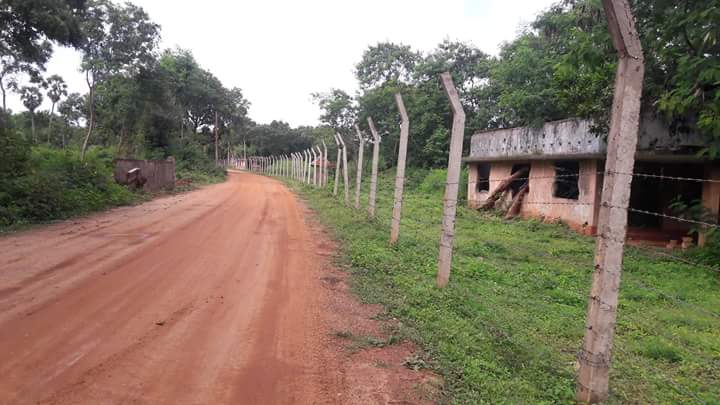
left=468, top=116, right=707, bottom=162
left=519, top=160, right=600, bottom=234
left=468, top=160, right=601, bottom=233
left=114, top=158, right=176, bottom=192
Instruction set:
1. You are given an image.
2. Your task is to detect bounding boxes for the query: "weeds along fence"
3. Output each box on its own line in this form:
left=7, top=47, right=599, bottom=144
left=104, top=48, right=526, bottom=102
left=244, top=75, right=719, bottom=403
left=254, top=156, right=719, bottom=403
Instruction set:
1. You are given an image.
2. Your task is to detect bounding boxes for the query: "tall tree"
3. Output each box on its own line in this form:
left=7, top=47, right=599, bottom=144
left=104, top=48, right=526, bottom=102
left=0, top=0, right=87, bottom=112
left=355, top=42, right=420, bottom=90
left=45, top=74, right=67, bottom=141
left=311, top=89, right=356, bottom=134
left=78, top=0, right=159, bottom=160
left=57, top=91, right=84, bottom=147
left=19, top=85, right=43, bottom=141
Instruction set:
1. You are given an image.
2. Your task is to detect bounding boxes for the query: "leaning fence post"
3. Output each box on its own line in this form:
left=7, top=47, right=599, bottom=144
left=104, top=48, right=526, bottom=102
left=337, top=133, right=350, bottom=206
left=333, top=134, right=342, bottom=196
left=294, top=153, right=299, bottom=180
left=354, top=124, right=365, bottom=209
left=576, top=0, right=644, bottom=402
left=367, top=117, right=381, bottom=218
left=315, top=146, right=323, bottom=187
left=437, top=72, right=466, bottom=288
left=307, top=149, right=313, bottom=184
left=311, top=147, right=318, bottom=186
left=304, top=150, right=310, bottom=184
left=322, top=141, right=328, bottom=187
left=300, top=152, right=305, bottom=181
left=390, top=93, right=410, bottom=245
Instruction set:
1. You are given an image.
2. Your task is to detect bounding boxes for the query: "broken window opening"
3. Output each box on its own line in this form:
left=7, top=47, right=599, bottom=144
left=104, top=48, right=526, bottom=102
left=553, top=161, right=580, bottom=200
left=510, top=164, right=530, bottom=197
left=477, top=163, right=490, bottom=192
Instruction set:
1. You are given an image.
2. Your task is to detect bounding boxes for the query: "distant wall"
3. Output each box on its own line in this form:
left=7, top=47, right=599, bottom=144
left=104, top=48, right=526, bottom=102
left=114, top=158, right=175, bottom=192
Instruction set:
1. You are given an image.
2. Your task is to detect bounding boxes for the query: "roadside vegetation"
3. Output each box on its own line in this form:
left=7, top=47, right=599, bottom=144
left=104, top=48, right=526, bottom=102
left=290, top=169, right=719, bottom=404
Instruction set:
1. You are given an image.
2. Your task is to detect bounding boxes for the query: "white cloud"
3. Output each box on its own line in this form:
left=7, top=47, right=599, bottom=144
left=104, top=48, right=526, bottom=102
left=6, top=0, right=557, bottom=127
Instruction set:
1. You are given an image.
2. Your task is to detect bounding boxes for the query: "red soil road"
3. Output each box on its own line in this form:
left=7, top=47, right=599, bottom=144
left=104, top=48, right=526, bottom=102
left=0, top=172, right=346, bottom=404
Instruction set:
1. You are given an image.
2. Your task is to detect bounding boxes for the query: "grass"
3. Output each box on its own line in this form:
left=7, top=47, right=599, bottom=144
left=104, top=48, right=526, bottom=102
left=285, top=168, right=719, bottom=404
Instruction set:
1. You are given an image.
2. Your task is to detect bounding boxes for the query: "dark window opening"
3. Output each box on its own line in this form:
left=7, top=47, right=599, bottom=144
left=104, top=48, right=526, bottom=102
left=510, top=164, right=530, bottom=197
left=477, top=163, right=490, bottom=192
left=628, top=163, right=704, bottom=229
left=554, top=161, right=580, bottom=200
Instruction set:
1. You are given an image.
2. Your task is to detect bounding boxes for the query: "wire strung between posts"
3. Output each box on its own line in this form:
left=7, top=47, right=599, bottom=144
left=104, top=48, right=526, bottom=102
left=625, top=207, right=720, bottom=230
left=472, top=170, right=720, bottom=184
left=609, top=170, right=720, bottom=184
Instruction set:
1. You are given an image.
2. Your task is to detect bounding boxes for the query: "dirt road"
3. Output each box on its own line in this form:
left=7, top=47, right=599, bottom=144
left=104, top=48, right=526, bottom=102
left=0, top=172, right=438, bottom=404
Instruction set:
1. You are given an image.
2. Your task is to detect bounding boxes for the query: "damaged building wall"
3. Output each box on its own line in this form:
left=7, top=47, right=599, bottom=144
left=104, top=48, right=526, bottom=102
left=468, top=160, right=601, bottom=233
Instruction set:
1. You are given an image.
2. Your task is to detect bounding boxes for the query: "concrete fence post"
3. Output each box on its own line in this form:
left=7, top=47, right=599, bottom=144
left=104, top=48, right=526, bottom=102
left=293, top=153, right=298, bottom=179
left=354, top=124, right=365, bottom=209
left=306, top=149, right=312, bottom=184
left=337, top=133, right=350, bottom=206
left=576, top=0, right=644, bottom=402
left=312, top=147, right=319, bottom=187
left=333, top=134, right=342, bottom=196
left=437, top=72, right=466, bottom=288
left=302, top=150, right=308, bottom=183
left=390, top=93, right=410, bottom=245
left=367, top=117, right=381, bottom=219
left=317, top=146, right=323, bottom=186
left=322, top=141, right=328, bottom=188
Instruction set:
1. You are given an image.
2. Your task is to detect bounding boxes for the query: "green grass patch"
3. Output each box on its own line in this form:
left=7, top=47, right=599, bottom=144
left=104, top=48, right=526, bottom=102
left=286, top=168, right=720, bottom=404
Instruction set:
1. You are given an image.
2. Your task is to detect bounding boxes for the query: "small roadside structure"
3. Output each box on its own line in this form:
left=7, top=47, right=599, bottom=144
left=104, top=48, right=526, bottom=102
left=465, top=117, right=719, bottom=246
left=114, top=157, right=176, bottom=192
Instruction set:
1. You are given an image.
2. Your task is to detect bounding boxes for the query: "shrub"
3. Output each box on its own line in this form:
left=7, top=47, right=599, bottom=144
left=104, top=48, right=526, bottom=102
left=416, top=167, right=469, bottom=200
left=0, top=146, right=136, bottom=227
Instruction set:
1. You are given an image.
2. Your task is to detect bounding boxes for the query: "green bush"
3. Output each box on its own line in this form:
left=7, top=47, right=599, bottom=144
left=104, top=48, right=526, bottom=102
left=0, top=146, right=136, bottom=227
left=171, top=139, right=226, bottom=181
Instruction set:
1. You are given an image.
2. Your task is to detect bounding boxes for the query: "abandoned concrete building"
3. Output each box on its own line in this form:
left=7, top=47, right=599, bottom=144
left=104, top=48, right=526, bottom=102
left=465, top=117, right=720, bottom=246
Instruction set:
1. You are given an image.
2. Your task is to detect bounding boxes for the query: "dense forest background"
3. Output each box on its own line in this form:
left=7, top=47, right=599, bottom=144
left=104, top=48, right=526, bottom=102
left=1, top=0, right=718, bottom=226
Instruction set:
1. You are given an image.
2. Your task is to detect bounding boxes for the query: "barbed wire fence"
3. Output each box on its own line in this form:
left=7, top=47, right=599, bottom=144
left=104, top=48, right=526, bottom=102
left=238, top=68, right=718, bottom=402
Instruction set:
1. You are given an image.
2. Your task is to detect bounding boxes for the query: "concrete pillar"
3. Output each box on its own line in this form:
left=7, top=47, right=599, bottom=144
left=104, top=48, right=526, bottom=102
left=437, top=72, right=466, bottom=288
left=337, top=133, right=350, bottom=206
left=367, top=117, right=381, bottom=218
left=333, top=134, right=341, bottom=196
left=577, top=0, right=645, bottom=402
left=390, top=93, right=410, bottom=245
left=322, top=141, right=328, bottom=187
left=354, top=124, right=365, bottom=209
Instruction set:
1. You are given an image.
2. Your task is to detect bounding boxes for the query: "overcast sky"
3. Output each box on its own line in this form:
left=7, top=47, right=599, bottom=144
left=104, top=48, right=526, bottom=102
left=7, top=0, right=557, bottom=126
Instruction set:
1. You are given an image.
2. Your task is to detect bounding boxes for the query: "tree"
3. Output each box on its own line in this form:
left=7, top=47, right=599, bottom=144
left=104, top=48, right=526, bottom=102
left=0, top=55, right=45, bottom=111
left=19, top=85, right=43, bottom=141
left=311, top=89, right=356, bottom=134
left=45, top=74, right=67, bottom=141
left=0, top=0, right=87, bottom=65
left=355, top=42, right=420, bottom=89
left=0, top=0, right=87, bottom=111
left=57, top=92, right=84, bottom=148
left=79, top=0, right=160, bottom=160
left=158, top=48, right=201, bottom=139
